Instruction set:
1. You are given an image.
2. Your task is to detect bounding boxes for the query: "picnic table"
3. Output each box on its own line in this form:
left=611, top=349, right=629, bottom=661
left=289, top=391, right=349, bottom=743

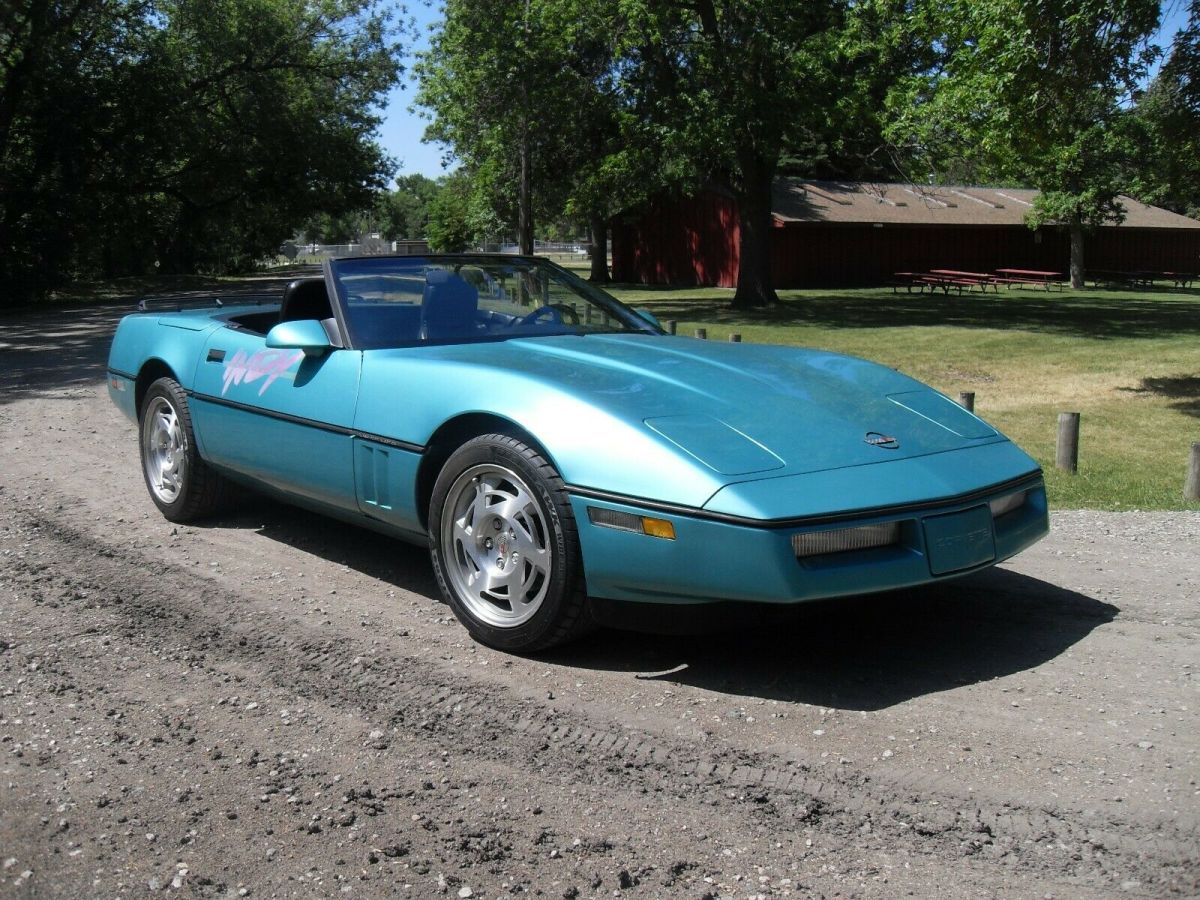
left=994, top=268, right=1065, bottom=290
left=928, top=269, right=1000, bottom=292
left=892, top=270, right=996, bottom=295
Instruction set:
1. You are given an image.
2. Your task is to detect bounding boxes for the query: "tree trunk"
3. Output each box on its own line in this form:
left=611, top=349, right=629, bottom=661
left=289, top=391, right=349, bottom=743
left=518, top=125, right=534, bottom=256
left=1068, top=216, right=1084, bottom=289
left=731, top=152, right=779, bottom=309
left=588, top=213, right=609, bottom=283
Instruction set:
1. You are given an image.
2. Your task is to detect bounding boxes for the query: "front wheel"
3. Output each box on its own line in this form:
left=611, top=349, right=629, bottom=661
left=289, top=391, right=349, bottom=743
left=139, top=377, right=232, bottom=522
left=428, top=434, right=589, bottom=652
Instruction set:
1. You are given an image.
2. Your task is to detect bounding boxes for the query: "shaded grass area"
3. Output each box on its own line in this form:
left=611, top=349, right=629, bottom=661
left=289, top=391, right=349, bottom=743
left=607, top=284, right=1200, bottom=511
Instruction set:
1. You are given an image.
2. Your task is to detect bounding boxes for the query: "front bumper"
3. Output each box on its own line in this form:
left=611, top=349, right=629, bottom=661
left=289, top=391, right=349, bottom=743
left=571, top=474, right=1048, bottom=605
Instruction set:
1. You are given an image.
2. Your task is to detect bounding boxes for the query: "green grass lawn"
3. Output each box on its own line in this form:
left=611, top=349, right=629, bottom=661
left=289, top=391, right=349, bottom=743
left=604, top=283, right=1200, bottom=512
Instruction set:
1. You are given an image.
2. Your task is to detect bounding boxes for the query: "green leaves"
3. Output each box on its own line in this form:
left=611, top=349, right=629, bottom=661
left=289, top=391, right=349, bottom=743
left=416, top=0, right=638, bottom=253
left=0, top=0, right=404, bottom=301
left=1132, top=2, right=1200, bottom=217
left=884, top=0, right=1162, bottom=285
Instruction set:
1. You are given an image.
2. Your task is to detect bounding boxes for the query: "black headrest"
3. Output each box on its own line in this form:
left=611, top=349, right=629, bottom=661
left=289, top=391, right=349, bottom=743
left=280, top=278, right=332, bottom=322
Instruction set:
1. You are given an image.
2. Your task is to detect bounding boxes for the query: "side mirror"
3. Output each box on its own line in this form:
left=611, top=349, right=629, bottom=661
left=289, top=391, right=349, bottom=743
left=635, top=308, right=662, bottom=330
left=265, top=319, right=331, bottom=357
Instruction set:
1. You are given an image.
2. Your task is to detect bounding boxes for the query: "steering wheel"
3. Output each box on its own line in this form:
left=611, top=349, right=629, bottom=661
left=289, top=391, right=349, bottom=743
left=513, top=305, right=560, bottom=327
left=513, top=303, right=580, bottom=328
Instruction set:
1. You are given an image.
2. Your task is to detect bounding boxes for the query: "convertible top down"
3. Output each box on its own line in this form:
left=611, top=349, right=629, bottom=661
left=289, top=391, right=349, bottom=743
left=108, top=254, right=1049, bottom=651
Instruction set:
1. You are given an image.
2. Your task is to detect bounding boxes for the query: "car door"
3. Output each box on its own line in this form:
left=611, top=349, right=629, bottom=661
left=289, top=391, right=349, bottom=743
left=189, top=323, right=362, bottom=513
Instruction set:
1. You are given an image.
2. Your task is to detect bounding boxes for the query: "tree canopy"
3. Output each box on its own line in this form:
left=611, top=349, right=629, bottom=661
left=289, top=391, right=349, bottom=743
left=0, top=0, right=403, bottom=303
left=887, top=0, right=1161, bottom=287
left=6, top=0, right=1189, bottom=304
left=415, top=0, right=953, bottom=304
left=614, top=1, right=848, bottom=307
left=1133, top=1, right=1200, bottom=218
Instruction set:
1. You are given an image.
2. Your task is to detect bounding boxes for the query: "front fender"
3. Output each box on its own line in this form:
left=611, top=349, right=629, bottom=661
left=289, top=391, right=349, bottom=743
left=355, top=354, right=726, bottom=508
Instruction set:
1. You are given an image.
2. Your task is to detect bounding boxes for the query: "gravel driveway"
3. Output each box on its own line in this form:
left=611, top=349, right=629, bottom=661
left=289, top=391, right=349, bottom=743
left=0, top=303, right=1196, bottom=898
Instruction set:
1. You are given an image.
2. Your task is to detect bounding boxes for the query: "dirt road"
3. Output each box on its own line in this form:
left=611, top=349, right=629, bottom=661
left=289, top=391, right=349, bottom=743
left=1, top=302, right=1196, bottom=898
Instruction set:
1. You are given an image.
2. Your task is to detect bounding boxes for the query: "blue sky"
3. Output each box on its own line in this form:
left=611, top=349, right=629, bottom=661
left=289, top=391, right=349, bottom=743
left=375, top=2, right=447, bottom=180
left=374, top=0, right=1194, bottom=182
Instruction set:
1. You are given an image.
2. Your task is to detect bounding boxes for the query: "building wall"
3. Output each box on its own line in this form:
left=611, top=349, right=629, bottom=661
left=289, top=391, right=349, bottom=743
left=611, top=192, right=740, bottom=286
left=773, top=225, right=1200, bottom=285
left=772, top=224, right=1068, bottom=284
left=611, top=194, right=1200, bottom=286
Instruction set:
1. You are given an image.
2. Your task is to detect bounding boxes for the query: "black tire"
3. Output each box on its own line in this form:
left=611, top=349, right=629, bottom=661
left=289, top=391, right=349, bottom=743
left=428, top=434, right=590, bottom=652
left=138, top=377, right=232, bottom=522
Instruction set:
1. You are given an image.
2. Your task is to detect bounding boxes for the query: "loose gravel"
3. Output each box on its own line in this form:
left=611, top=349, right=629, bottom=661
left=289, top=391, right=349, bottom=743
left=0, top=303, right=1196, bottom=898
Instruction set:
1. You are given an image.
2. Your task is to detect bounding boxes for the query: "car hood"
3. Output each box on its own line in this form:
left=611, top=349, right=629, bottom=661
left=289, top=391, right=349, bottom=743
left=403, top=333, right=1003, bottom=478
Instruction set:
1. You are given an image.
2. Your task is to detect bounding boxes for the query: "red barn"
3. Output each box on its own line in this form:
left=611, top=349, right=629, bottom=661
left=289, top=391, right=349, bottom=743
left=610, top=179, right=1200, bottom=286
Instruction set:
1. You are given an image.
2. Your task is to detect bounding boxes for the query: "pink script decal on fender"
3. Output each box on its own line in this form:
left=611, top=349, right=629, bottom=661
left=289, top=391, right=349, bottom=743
left=221, top=348, right=305, bottom=396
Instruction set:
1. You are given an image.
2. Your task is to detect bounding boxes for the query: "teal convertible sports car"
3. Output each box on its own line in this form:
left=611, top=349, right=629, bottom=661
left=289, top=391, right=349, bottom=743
left=108, top=254, right=1048, bottom=651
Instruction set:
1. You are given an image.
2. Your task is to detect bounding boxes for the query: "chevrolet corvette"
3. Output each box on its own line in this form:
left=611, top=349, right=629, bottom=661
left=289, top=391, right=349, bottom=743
left=107, top=254, right=1049, bottom=651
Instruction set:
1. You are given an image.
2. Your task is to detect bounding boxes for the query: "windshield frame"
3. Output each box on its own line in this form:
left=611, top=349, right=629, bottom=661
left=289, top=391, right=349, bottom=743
left=324, top=253, right=661, bottom=351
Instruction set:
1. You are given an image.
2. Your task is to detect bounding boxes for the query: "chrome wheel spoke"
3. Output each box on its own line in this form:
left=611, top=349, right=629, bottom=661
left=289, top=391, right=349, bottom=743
left=466, top=567, right=501, bottom=597
left=471, top=480, right=495, bottom=522
left=453, top=518, right=481, bottom=566
left=441, top=462, right=555, bottom=629
left=494, top=488, right=533, bottom=525
left=142, top=396, right=186, bottom=504
left=509, top=522, right=541, bottom=559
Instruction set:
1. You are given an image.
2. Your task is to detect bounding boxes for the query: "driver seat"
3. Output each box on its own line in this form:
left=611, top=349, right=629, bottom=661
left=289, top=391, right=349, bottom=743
left=420, top=269, right=479, bottom=340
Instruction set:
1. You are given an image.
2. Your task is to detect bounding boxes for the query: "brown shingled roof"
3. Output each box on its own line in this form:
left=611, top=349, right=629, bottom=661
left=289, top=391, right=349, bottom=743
left=772, top=179, right=1200, bottom=230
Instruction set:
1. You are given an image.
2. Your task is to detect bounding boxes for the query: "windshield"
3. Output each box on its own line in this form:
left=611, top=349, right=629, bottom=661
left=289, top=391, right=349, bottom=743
left=327, top=255, right=659, bottom=350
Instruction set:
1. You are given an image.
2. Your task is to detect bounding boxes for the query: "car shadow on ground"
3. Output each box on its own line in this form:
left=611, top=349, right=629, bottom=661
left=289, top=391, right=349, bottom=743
left=205, top=499, right=444, bottom=600
left=214, top=498, right=1116, bottom=712
left=553, top=569, right=1117, bottom=711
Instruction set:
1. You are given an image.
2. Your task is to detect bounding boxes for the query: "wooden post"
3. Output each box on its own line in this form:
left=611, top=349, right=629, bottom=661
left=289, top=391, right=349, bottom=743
left=695, top=327, right=707, bottom=340
left=1186, top=442, right=1200, bottom=501
left=1056, top=412, right=1080, bottom=473
left=729, top=333, right=742, bottom=343
left=666, top=320, right=677, bottom=335
left=958, top=391, right=975, bottom=413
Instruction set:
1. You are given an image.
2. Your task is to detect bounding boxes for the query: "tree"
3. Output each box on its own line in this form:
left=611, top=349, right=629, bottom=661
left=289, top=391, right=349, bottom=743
left=616, top=2, right=846, bottom=307
left=0, top=0, right=403, bottom=304
left=382, top=174, right=440, bottom=239
left=1132, top=2, right=1200, bottom=217
left=425, top=171, right=477, bottom=252
left=0, top=0, right=149, bottom=298
left=784, top=0, right=945, bottom=182
left=417, top=0, right=581, bottom=255
left=544, top=2, right=670, bottom=283
left=887, top=0, right=1160, bottom=288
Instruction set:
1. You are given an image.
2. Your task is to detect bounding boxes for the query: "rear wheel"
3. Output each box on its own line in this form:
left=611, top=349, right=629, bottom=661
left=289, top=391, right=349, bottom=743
left=139, top=377, right=231, bottom=522
left=429, top=434, right=589, bottom=652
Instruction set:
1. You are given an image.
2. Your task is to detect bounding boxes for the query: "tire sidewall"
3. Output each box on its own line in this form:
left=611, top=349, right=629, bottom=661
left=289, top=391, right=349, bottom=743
left=138, top=378, right=197, bottom=521
left=429, top=436, right=578, bottom=652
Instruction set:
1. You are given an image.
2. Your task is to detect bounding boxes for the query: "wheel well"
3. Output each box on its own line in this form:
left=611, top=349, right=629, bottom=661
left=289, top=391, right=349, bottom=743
left=135, top=359, right=176, bottom=418
left=415, top=413, right=551, bottom=531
